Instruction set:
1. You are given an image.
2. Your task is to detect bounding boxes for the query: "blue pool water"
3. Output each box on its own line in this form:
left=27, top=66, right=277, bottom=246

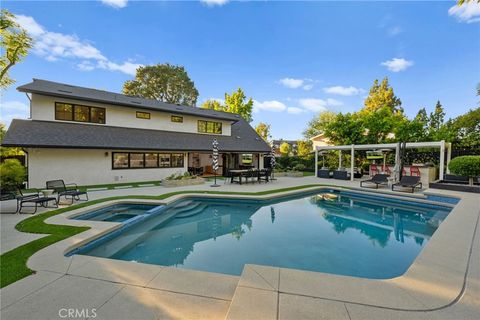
left=74, top=203, right=160, bottom=222
left=72, top=191, right=452, bottom=278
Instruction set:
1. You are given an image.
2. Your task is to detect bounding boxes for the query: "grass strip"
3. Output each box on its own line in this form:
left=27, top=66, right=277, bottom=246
left=1, top=184, right=326, bottom=288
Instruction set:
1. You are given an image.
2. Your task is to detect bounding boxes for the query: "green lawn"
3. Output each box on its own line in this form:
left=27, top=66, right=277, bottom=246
left=1, top=184, right=327, bottom=288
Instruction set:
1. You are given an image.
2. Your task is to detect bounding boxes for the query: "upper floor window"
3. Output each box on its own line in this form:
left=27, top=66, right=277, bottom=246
left=136, top=111, right=151, bottom=119
left=198, top=120, right=222, bottom=134
left=171, top=115, right=183, bottom=123
left=55, top=102, right=105, bottom=124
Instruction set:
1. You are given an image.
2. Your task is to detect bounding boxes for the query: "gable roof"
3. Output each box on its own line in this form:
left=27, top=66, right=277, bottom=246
left=17, top=79, right=240, bottom=122
left=2, top=119, right=271, bottom=153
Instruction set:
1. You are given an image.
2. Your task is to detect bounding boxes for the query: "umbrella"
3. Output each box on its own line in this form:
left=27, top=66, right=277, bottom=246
left=270, top=145, right=276, bottom=180
left=211, top=138, right=220, bottom=187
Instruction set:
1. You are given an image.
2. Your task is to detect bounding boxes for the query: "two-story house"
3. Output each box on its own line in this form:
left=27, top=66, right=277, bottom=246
left=2, top=79, right=271, bottom=188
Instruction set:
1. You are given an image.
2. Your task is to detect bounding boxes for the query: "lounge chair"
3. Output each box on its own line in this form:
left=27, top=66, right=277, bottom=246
left=391, top=176, right=422, bottom=193
left=360, top=174, right=389, bottom=189
left=46, top=180, right=88, bottom=204
left=16, top=189, right=58, bottom=214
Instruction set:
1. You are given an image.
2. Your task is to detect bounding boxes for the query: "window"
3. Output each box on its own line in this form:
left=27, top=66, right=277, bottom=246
left=129, top=153, right=144, bottom=168
left=55, top=102, right=105, bottom=124
left=136, top=111, right=151, bottom=119
left=91, top=107, right=106, bottom=124
left=145, top=153, right=158, bottom=167
left=171, top=115, right=183, bottom=123
left=198, top=120, right=222, bottom=134
left=112, top=152, right=185, bottom=169
left=113, top=153, right=129, bottom=169
left=74, top=105, right=90, bottom=122
left=242, top=154, right=253, bottom=165
left=55, top=103, right=73, bottom=121
left=159, top=154, right=171, bottom=167
left=171, top=154, right=184, bottom=167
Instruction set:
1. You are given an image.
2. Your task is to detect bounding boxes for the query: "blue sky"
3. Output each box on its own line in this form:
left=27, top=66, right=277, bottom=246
left=1, top=0, right=479, bottom=140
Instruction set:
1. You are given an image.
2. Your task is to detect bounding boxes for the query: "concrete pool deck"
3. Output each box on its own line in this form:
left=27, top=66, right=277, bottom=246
left=1, top=176, right=479, bottom=319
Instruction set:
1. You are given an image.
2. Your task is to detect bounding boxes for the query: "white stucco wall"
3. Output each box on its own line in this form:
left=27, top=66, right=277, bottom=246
left=26, top=148, right=187, bottom=188
left=30, top=94, right=232, bottom=136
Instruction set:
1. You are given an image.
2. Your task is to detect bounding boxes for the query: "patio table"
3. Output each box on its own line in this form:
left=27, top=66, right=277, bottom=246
left=229, top=169, right=258, bottom=185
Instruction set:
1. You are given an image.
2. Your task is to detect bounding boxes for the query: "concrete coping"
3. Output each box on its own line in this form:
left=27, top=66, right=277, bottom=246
left=28, top=185, right=479, bottom=312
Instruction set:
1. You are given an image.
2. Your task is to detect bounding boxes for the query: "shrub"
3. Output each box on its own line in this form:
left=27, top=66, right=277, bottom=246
left=448, top=156, right=480, bottom=185
left=294, top=163, right=306, bottom=171
left=0, top=159, right=26, bottom=191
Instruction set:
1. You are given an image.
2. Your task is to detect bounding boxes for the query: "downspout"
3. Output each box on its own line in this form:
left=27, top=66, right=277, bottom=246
left=22, top=148, right=29, bottom=189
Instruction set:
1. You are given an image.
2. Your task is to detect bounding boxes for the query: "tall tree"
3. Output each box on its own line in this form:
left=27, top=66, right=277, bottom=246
left=297, top=140, right=313, bottom=157
left=362, top=77, right=402, bottom=114
left=279, top=142, right=292, bottom=157
left=223, top=88, right=254, bottom=122
left=255, top=122, right=271, bottom=142
left=452, top=107, right=480, bottom=147
left=123, top=63, right=199, bottom=106
left=324, top=112, right=365, bottom=145
left=0, top=9, right=33, bottom=89
left=428, top=101, right=445, bottom=131
left=200, top=99, right=224, bottom=111
left=303, top=110, right=337, bottom=139
left=362, top=106, right=404, bottom=144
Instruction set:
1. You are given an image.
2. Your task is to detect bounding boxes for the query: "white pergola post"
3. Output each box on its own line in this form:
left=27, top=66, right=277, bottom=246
left=446, top=143, right=452, bottom=174
left=350, top=145, right=354, bottom=181
left=339, top=151, right=342, bottom=169
left=439, top=140, right=446, bottom=180
left=395, top=143, right=400, bottom=181
left=314, top=148, right=318, bottom=177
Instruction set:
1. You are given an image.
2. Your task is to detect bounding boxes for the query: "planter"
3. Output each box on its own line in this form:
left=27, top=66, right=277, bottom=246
left=161, top=177, right=205, bottom=188
left=274, top=171, right=303, bottom=178
left=429, top=180, right=480, bottom=194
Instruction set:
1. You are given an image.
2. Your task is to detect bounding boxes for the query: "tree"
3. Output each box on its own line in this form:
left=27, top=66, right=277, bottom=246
left=255, top=122, right=271, bottom=142
left=451, top=107, right=480, bottom=147
left=279, top=142, right=292, bottom=157
left=0, top=9, right=33, bottom=89
left=303, top=110, right=337, bottom=139
left=362, top=106, right=405, bottom=144
left=457, top=0, right=480, bottom=5
left=0, top=123, right=23, bottom=156
left=429, top=101, right=445, bottom=131
left=297, top=140, right=313, bottom=157
left=324, top=112, right=365, bottom=145
left=200, top=99, right=224, bottom=111
left=362, top=77, right=402, bottom=114
left=123, top=63, right=199, bottom=106
left=224, top=88, right=254, bottom=122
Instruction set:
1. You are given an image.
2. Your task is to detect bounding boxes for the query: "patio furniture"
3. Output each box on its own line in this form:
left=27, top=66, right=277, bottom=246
left=317, top=169, right=331, bottom=178
left=17, top=189, right=58, bottom=214
left=370, top=164, right=379, bottom=176
left=229, top=169, right=247, bottom=184
left=410, top=166, right=421, bottom=177
left=360, top=174, right=389, bottom=189
left=392, top=176, right=422, bottom=193
left=244, top=169, right=257, bottom=184
left=333, top=170, right=350, bottom=180
left=46, top=180, right=88, bottom=204
left=258, top=168, right=270, bottom=183
left=188, top=167, right=204, bottom=176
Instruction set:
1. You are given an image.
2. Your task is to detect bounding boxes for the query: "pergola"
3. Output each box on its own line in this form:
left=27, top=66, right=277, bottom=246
left=314, top=140, right=452, bottom=182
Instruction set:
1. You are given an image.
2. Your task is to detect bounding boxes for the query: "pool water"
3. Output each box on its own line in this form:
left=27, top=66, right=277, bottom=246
left=74, top=203, right=160, bottom=222
left=74, top=191, right=451, bottom=279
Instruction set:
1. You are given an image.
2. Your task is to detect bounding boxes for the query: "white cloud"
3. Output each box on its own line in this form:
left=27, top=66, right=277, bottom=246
left=101, top=0, right=128, bottom=9
left=381, top=58, right=414, bottom=72
left=14, top=14, right=141, bottom=75
left=0, top=101, right=30, bottom=127
left=201, top=0, right=229, bottom=6
left=387, top=26, right=403, bottom=36
left=323, top=86, right=364, bottom=96
left=286, top=107, right=304, bottom=114
left=278, top=78, right=304, bottom=89
left=298, top=98, right=342, bottom=112
left=448, top=2, right=480, bottom=23
left=253, top=100, right=287, bottom=113
left=302, top=84, right=314, bottom=91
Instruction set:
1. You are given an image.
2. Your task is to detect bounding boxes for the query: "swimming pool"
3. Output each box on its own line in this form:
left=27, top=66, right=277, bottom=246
left=69, top=190, right=452, bottom=278
left=73, top=203, right=162, bottom=222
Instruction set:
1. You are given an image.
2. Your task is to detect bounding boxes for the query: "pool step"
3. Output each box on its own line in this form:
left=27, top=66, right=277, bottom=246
left=174, top=203, right=208, bottom=219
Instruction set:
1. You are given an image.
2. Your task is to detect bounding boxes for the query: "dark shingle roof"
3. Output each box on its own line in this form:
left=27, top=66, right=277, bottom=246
left=2, top=119, right=271, bottom=153
left=17, top=79, right=240, bottom=122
